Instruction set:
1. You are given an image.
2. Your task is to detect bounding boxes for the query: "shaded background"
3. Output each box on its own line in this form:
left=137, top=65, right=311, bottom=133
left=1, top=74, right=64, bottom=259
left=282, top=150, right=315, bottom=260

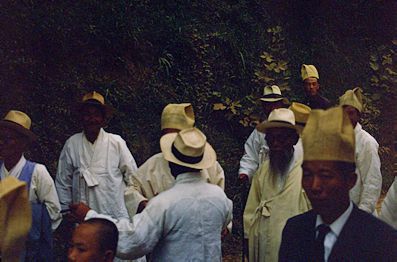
left=1, top=1, right=396, bottom=260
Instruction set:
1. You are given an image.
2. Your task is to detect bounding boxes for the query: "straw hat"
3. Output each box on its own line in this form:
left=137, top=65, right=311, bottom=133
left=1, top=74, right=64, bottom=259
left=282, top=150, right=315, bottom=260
left=302, top=107, right=355, bottom=163
left=160, top=127, right=216, bottom=169
left=301, top=64, right=319, bottom=80
left=260, top=85, right=284, bottom=102
left=289, top=102, right=311, bottom=133
left=339, top=87, right=364, bottom=113
left=256, top=108, right=297, bottom=133
left=76, top=91, right=114, bottom=118
left=0, top=176, right=32, bottom=262
left=0, top=110, right=37, bottom=141
left=161, top=103, right=195, bottom=130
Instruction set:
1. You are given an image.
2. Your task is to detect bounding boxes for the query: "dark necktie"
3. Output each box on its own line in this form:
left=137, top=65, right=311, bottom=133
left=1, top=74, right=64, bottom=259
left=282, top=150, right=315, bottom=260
left=313, top=224, right=331, bottom=262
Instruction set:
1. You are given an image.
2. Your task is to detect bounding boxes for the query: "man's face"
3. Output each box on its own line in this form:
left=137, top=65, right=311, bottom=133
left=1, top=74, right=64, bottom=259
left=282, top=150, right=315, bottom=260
left=343, top=105, right=360, bottom=128
left=266, top=127, right=298, bottom=174
left=0, top=127, right=25, bottom=160
left=302, top=161, right=355, bottom=216
left=303, top=77, right=319, bottom=97
left=81, top=105, right=106, bottom=135
left=262, top=100, right=285, bottom=117
left=68, top=224, right=108, bottom=262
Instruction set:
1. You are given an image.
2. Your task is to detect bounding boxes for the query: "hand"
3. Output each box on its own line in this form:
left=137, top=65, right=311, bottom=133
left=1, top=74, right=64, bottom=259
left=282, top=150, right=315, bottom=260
left=69, top=203, right=91, bottom=223
left=137, top=200, right=148, bottom=214
left=239, top=173, right=249, bottom=183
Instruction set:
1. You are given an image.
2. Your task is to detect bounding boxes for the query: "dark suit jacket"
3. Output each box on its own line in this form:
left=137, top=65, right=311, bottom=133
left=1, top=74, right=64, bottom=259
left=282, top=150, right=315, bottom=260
left=279, top=205, right=397, bottom=262
left=306, top=94, right=331, bottom=109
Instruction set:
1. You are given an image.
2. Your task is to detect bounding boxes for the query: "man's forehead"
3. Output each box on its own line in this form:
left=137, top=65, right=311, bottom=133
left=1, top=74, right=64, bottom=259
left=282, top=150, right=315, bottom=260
left=304, top=77, right=318, bottom=83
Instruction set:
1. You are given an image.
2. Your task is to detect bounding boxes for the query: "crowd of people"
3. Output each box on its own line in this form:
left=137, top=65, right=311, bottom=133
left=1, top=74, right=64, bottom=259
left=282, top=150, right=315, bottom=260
left=0, top=64, right=396, bottom=262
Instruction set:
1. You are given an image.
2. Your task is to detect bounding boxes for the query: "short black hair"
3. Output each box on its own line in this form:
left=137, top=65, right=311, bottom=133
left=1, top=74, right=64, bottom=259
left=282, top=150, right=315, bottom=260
left=82, top=218, right=118, bottom=255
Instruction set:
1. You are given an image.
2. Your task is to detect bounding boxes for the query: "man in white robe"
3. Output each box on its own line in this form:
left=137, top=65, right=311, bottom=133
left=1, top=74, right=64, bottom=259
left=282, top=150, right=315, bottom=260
left=0, top=110, right=62, bottom=260
left=70, top=128, right=233, bottom=261
left=55, top=91, right=139, bottom=261
left=238, top=85, right=288, bottom=183
left=339, top=88, right=382, bottom=213
left=125, top=103, right=224, bottom=216
left=243, top=108, right=311, bottom=262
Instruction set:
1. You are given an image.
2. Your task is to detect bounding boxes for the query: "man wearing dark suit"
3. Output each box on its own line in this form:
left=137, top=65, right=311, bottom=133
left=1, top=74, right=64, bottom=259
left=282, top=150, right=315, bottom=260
left=279, top=107, right=397, bottom=262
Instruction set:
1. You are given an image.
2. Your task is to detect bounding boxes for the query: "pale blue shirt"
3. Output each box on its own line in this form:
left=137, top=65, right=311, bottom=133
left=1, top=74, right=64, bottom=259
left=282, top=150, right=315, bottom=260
left=86, top=172, right=233, bottom=261
left=315, top=202, right=354, bottom=262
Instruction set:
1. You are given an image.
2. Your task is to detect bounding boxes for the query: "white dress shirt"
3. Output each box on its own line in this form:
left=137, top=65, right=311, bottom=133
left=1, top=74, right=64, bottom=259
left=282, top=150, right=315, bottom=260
left=315, top=202, right=354, bottom=262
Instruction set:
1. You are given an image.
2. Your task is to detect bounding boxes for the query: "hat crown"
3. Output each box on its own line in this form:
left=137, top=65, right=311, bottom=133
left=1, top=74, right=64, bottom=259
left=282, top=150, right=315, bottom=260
left=82, top=91, right=105, bottom=105
left=301, top=64, right=319, bottom=80
left=161, top=103, right=195, bottom=130
left=268, top=108, right=296, bottom=125
left=302, top=107, right=355, bottom=162
left=3, top=110, right=32, bottom=130
left=289, top=102, right=311, bottom=124
left=263, top=85, right=282, bottom=96
left=339, top=87, right=364, bottom=112
left=173, top=128, right=206, bottom=157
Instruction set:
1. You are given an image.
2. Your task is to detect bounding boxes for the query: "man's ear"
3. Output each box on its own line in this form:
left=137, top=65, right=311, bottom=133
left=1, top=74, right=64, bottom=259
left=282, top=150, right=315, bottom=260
left=103, top=250, right=115, bottom=262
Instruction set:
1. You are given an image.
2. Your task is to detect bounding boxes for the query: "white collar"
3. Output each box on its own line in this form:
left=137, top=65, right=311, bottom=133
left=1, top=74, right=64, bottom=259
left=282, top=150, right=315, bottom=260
left=1, top=155, right=26, bottom=178
left=316, top=201, right=353, bottom=237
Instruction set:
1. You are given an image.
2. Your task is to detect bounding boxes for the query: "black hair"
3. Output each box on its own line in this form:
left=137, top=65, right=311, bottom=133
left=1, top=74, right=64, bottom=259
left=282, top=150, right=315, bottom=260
left=82, top=218, right=119, bottom=255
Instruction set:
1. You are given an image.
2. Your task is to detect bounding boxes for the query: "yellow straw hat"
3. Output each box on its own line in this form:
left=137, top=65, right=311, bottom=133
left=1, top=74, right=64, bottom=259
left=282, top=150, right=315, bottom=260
left=339, top=87, right=364, bottom=113
left=160, top=127, right=216, bottom=169
left=0, top=110, right=37, bottom=141
left=302, top=107, right=355, bottom=163
left=301, top=64, right=319, bottom=80
left=256, top=108, right=297, bottom=133
left=289, top=102, right=311, bottom=134
left=161, top=103, right=195, bottom=130
left=76, top=91, right=115, bottom=118
left=0, top=177, right=32, bottom=262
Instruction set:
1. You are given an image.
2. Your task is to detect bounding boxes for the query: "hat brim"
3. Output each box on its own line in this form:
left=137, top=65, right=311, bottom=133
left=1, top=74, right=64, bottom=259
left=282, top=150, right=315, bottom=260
left=256, top=121, right=297, bottom=133
left=160, top=133, right=216, bottom=169
left=260, top=97, right=284, bottom=102
left=0, top=121, right=37, bottom=142
left=75, top=101, right=115, bottom=119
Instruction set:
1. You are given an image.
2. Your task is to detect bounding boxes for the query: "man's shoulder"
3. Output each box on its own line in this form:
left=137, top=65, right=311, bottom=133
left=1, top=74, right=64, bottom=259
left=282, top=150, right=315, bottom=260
left=286, top=209, right=315, bottom=225
left=356, top=125, right=378, bottom=147
left=135, top=153, right=168, bottom=175
left=350, top=207, right=396, bottom=235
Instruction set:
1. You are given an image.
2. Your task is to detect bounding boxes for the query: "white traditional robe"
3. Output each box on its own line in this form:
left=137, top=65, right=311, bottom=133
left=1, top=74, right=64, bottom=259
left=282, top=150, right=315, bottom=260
left=380, top=177, right=397, bottom=229
left=349, top=123, right=382, bottom=213
left=86, top=172, right=233, bottom=261
left=124, top=152, right=225, bottom=216
left=56, top=128, right=137, bottom=219
left=0, top=155, right=62, bottom=230
left=243, top=152, right=311, bottom=262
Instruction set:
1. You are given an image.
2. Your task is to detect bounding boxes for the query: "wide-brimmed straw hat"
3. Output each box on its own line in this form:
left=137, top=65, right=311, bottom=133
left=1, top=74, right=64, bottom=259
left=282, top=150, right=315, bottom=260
left=76, top=91, right=114, bottom=118
left=289, top=102, right=311, bottom=134
left=301, top=64, right=319, bottom=80
left=302, top=107, right=355, bottom=163
left=0, top=110, right=37, bottom=141
left=260, top=85, right=285, bottom=102
left=0, top=176, right=32, bottom=262
left=339, top=87, right=364, bottom=113
left=256, top=108, right=297, bottom=133
left=161, top=103, right=195, bottom=130
left=160, top=127, right=216, bottom=169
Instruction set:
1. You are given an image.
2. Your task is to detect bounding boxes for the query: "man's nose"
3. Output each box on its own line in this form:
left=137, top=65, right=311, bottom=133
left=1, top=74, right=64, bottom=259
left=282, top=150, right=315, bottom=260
left=310, top=176, right=322, bottom=194
left=68, top=249, right=76, bottom=262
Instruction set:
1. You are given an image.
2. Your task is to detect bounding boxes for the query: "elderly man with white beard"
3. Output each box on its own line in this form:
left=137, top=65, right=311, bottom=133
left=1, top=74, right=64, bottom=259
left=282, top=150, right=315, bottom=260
left=243, top=108, right=311, bottom=262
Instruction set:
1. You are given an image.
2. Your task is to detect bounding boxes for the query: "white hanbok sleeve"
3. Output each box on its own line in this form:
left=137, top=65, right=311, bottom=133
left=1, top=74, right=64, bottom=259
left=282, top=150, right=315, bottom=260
left=356, top=136, right=382, bottom=213
left=32, top=164, right=62, bottom=230
left=118, top=138, right=138, bottom=186
left=380, top=178, right=397, bottom=229
left=238, top=129, right=267, bottom=179
left=55, top=142, right=75, bottom=210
